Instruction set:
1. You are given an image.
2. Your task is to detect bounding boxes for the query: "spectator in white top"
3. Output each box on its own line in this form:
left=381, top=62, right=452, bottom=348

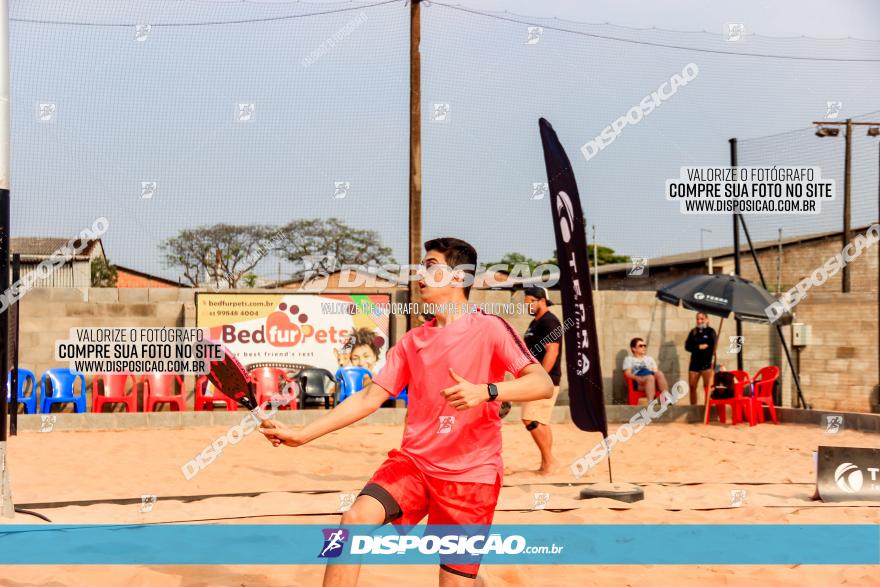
left=623, top=337, right=669, bottom=401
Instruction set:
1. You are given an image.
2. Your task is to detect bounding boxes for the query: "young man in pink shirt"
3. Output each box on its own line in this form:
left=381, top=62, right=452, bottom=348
left=260, top=237, right=553, bottom=586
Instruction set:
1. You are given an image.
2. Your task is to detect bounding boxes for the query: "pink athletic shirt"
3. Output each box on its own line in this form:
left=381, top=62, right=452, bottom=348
left=372, top=310, right=538, bottom=484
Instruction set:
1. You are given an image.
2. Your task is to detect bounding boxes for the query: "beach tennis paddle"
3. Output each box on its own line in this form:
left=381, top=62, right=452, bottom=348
left=205, top=344, right=260, bottom=412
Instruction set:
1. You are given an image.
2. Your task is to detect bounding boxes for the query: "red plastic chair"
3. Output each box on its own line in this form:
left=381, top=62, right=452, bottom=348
left=625, top=372, right=665, bottom=405
left=704, top=370, right=750, bottom=424
left=625, top=373, right=646, bottom=405
left=143, top=372, right=187, bottom=412
left=250, top=367, right=297, bottom=410
left=91, top=373, right=138, bottom=412
left=194, top=375, right=237, bottom=411
left=746, top=366, right=780, bottom=426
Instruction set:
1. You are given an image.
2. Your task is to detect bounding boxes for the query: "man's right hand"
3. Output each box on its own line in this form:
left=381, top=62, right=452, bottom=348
left=259, top=420, right=307, bottom=448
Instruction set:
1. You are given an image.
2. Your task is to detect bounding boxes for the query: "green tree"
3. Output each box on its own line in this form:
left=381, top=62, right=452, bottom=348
left=160, top=224, right=277, bottom=287
left=274, top=218, right=396, bottom=273
left=480, top=252, right=549, bottom=273
left=549, top=246, right=629, bottom=266
left=485, top=246, right=629, bottom=274
left=91, top=257, right=118, bottom=287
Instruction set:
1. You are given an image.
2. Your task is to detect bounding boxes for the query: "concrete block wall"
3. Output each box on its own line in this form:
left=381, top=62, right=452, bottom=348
left=16, top=288, right=190, bottom=410
left=717, top=228, right=878, bottom=295
left=9, top=286, right=878, bottom=414
left=793, top=291, right=877, bottom=412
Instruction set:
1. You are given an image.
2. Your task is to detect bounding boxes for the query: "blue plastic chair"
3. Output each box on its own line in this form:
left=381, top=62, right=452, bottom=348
left=40, top=368, right=87, bottom=413
left=397, top=385, right=409, bottom=407
left=6, top=368, right=38, bottom=414
left=335, top=367, right=372, bottom=404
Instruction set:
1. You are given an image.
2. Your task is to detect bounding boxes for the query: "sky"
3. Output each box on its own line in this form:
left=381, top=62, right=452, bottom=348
left=9, top=0, right=880, bottom=282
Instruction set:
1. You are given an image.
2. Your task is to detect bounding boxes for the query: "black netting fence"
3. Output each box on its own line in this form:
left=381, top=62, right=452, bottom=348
left=10, top=0, right=880, bottom=281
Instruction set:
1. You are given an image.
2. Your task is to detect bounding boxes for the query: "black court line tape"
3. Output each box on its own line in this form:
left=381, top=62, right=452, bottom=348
left=18, top=481, right=820, bottom=510
left=10, top=504, right=877, bottom=531
left=16, top=489, right=340, bottom=510
left=694, top=434, right=808, bottom=452
left=503, top=481, right=816, bottom=488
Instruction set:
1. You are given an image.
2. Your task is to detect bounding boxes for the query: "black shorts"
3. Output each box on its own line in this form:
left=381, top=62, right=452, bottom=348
left=689, top=360, right=713, bottom=373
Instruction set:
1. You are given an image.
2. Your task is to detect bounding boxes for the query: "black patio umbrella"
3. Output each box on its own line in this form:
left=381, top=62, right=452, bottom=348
left=656, top=272, right=806, bottom=410
left=656, top=273, right=792, bottom=325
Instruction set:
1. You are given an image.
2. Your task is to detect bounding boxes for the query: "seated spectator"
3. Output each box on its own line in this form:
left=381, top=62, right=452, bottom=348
left=623, top=337, right=669, bottom=401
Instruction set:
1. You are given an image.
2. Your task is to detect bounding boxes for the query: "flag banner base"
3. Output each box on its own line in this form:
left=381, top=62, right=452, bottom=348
left=579, top=482, right=645, bottom=503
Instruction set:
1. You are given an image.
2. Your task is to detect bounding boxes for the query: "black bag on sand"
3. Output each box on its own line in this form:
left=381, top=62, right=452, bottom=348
left=711, top=371, right=736, bottom=399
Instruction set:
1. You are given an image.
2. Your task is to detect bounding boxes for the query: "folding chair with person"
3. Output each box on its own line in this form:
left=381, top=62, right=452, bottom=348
left=704, top=369, right=751, bottom=424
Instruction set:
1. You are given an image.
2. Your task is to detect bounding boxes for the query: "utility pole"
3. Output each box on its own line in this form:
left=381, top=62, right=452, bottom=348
left=0, top=0, right=13, bottom=518
left=700, top=228, right=712, bottom=265
left=591, top=224, right=598, bottom=291
left=730, top=138, right=743, bottom=372
left=776, top=228, right=783, bottom=294
left=408, top=0, right=422, bottom=328
left=844, top=118, right=852, bottom=292
left=813, top=118, right=880, bottom=292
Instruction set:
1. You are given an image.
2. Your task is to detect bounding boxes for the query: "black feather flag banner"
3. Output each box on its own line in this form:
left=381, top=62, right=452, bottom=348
left=538, top=118, right=607, bottom=436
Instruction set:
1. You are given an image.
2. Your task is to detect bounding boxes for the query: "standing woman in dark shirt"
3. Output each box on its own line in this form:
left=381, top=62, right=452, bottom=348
left=685, top=312, right=716, bottom=405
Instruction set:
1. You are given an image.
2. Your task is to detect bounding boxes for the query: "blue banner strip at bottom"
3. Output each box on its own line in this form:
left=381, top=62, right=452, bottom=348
left=0, top=524, right=877, bottom=565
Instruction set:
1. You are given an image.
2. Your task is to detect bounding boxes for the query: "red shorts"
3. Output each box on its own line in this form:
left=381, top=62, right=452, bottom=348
left=360, top=449, right=502, bottom=579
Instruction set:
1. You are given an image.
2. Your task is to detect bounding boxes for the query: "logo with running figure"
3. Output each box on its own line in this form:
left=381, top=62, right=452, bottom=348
left=725, top=23, right=745, bottom=42
left=437, top=415, right=455, bottom=434
left=628, top=257, right=648, bottom=277
left=729, top=489, right=747, bottom=507
left=530, top=182, right=548, bottom=201
left=319, top=528, right=349, bottom=558
left=336, top=493, right=356, bottom=513
left=728, top=335, right=744, bottom=354
left=825, top=100, right=843, bottom=120
left=40, top=415, right=57, bottom=433
left=139, top=494, right=157, bottom=513
left=135, top=24, right=152, bottom=42
left=526, top=26, right=543, bottom=44
left=532, top=492, right=550, bottom=510
left=824, top=415, right=843, bottom=434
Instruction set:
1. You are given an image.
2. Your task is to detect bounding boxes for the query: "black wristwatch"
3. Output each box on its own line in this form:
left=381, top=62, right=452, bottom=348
left=487, top=383, right=499, bottom=401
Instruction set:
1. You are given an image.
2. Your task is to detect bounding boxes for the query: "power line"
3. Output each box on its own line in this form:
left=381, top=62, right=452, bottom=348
left=429, top=1, right=880, bottom=62
left=426, top=1, right=880, bottom=43
left=10, top=0, right=401, bottom=27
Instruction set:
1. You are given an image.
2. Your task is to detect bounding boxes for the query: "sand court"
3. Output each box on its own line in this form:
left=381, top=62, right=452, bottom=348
left=1, top=421, right=877, bottom=585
